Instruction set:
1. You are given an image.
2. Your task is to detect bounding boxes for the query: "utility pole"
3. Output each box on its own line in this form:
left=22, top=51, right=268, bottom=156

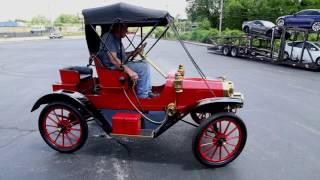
left=219, top=0, right=224, bottom=35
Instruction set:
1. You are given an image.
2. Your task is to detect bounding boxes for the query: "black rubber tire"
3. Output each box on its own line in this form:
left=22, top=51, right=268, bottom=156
left=243, top=26, right=249, bottom=34
left=38, top=102, right=88, bottom=153
left=231, top=47, right=238, bottom=57
left=222, top=46, right=230, bottom=56
left=192, top=112, right=247, bottom=168
left=266, top=30, right=272, bottom=37
left=277, top=18, right=285, bottom=27
left=312, top=22, right=320, bottom=32
left=283, top=51, right=289, bottom=60
left=316, top=57, right=320, bottom=66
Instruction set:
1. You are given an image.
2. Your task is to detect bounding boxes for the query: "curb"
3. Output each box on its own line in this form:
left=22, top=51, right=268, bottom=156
left=183, top=40, right=215, bottom=47
left=0, top=36, right=84, bottom=43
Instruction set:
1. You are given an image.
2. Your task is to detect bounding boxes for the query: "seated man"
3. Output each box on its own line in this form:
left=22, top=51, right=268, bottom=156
left=98, top=24, right=155, bottom=98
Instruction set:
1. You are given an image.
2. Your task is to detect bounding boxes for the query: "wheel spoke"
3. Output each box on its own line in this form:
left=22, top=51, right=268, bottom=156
left=210, top=145, right=219, bottom=159
left=227, top=136, right=239, bottom=141
left=222, top=145, right=230, bottom=155
left=202, top=144, right=215, bottom=155
left=62, top=134, right=65, bottom=146
left=219, top=146, right=222, bottom=160
left=61, top=109, right=64, bottom=121
left=69, top=131, right=79, bottom=140
left=70, top=122, right=80, bottom=127
left=208, top=124, right=218, bottom=134
left=48, top=130, right=59, bottom=135
left=226, top=142, right=237, bottom=147
left=70, top=128, right=81, bottom=131
left=54, top=132, right=61, bottom=143
left=223, top=121, right=231, bottom=134
left=219, top=121, right=222, bottom=133
left=200, top=142, right=214, bottom=147
left=46, top=124, right=58, bottom=128
left=66, top=134, right=73, bottom=145
left=226, top=127, right=237, bottom=136
left=204, top=133, right=212, bottom=139
left=47, top=116, right=58, bottom=125
left=52, top=110, right=61, bottom=122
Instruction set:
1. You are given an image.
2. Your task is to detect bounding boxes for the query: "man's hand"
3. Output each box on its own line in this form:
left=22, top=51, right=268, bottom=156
left=125, top=66, right=139, bottom=82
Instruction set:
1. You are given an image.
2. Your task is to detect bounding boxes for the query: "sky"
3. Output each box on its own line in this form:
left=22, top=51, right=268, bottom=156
left=0, top=0, right=188, bottom=21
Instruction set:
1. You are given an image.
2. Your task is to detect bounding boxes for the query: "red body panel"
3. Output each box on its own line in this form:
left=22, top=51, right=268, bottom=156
left=112, top=113, right=141, bottom=135
left=52, top=58, right=225, bottom=113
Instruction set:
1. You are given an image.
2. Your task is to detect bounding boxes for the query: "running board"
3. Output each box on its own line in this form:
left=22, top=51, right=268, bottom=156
left=110, top=129, right=154, bottom=138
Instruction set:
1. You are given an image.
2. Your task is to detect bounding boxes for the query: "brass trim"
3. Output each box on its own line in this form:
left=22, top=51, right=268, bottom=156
left=222, top=80, right=234, bottom=97
left=167, top=103, right=177, bottom=116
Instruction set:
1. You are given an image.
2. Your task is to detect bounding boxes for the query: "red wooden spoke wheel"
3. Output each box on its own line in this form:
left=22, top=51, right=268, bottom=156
left=192, top=112, right=247, bottom=167
left=38, top=102, right=88, bottom=153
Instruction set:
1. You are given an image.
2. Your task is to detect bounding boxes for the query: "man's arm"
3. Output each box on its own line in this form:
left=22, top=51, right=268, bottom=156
left=107, top=52, right=139, bottom=82
left=125, top=43, right=146, bottom=59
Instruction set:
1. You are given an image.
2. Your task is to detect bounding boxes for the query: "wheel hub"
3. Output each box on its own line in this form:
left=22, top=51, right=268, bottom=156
left=214, top=133, right=227, bottom=146
left=57, top=120, right=71, bottom=133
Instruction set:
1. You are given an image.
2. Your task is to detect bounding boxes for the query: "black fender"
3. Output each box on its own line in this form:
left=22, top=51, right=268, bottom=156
left=192, top=96, right=244, bottom=113
left=31, top=90, right=111, bottom=133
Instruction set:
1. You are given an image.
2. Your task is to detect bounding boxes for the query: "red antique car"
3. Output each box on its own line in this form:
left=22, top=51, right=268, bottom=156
left=31, top=3, right=247, bottom=168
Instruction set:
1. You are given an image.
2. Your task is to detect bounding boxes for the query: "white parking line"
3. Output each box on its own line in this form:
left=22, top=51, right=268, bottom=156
left=291, top=121, right=320, bottom=136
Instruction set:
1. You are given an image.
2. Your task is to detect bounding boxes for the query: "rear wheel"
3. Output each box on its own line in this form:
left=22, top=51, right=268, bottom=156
left=222, top=46, right=230, bottom=56
left=283, top=51, right=289, bottom=60
left=277, top=18, right=285, bottom=27
left=266, top=30, right=272, bottom=37
left=316, top=57, right=320, bottom=66
left=231, top=47, right=238, bottom=57
left=192, top=112, right=247, bottom=168
left=38, top=102, right=88, bottom=153
left=312, top=22, right=320, bottom=32
left=243, top=26, right=249, bottom=34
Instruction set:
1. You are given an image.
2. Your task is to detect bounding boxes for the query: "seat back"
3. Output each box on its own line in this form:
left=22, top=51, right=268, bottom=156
left=91, top=55, right=128, bottom=88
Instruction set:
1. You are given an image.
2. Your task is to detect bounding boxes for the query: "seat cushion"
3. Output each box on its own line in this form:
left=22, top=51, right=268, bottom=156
left=63, top=66, right=93, bottom=75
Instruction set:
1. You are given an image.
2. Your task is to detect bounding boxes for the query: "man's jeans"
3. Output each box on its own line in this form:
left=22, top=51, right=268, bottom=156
left=126, top=60, right=151, bottom=98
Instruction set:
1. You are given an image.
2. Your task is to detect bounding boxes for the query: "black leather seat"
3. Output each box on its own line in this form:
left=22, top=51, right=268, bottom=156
left=63, top=66, right=93, bottom=80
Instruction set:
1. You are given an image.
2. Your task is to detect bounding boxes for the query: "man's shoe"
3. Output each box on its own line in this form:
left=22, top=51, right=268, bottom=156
left=148, top=92, right=159, bottom=98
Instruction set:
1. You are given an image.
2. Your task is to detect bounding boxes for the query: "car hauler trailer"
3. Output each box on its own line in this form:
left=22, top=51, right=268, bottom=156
left=207, top=27, right=320, bottom=71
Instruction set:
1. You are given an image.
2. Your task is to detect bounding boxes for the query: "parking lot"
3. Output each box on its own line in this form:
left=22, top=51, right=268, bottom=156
left=0, top=38, right=319, bottom=180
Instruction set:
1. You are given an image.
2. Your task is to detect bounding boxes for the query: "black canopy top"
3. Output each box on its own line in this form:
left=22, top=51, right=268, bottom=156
left=82, top=3, right=173, bottom=26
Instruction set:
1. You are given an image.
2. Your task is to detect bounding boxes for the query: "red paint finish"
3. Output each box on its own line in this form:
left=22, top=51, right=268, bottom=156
left=52, top=56, right=226, bottom=113
left=60, top=69, right=80, bottom=84
left=112, top=113, right=141, bottom=135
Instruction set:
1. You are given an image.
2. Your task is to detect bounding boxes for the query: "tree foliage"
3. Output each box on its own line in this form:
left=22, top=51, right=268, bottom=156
left=30, top=15, right=50, bottom=25
left=186, top=0, right=221, bottom=28
left=54, top=14, right=80, bottom=26
left=187, top=0, right=320, bottom=29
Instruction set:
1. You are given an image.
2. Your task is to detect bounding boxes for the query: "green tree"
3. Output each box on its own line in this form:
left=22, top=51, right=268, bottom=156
left=30, top=15, right=50, bottom=25
left=54, top=14, right=80, bottom=26
left=187, top=0, right=320, bottom=30
left=186, top=0, right=221, bottom=28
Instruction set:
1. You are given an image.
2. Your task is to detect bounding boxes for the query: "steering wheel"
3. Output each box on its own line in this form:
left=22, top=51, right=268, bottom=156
left=129, top=42, right=147, bottom=61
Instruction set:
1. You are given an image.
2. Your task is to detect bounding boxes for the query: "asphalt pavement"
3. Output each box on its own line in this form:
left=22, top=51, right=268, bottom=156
left=0, top=38, right=319, bottom=180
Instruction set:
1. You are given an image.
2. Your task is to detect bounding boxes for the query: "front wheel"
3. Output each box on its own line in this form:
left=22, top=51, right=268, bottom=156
left=312, top=22, right=320, bottom=32
left=192, top=112, right=247, bottom=168
left=316, top=57, right=320, bottom=66
left=38, top=102, right=88, bottom=153
left=277, top=18, right=285, bottom=27
left=231, top=47, right=238, bottom=57
left=222, top=46, right=230, bottom=56
left=283, top=51, right=289, bottom=60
